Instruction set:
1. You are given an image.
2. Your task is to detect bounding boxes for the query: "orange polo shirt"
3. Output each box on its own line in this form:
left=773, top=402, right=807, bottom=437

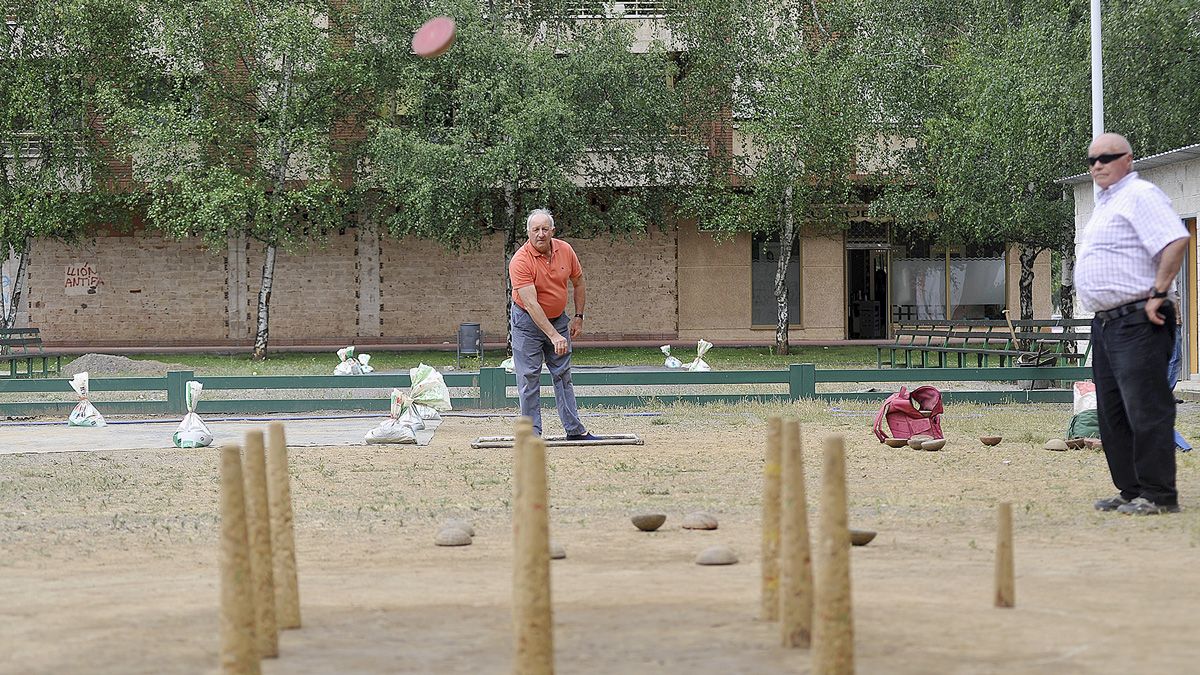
left=509, top=239, right=582, bottom=319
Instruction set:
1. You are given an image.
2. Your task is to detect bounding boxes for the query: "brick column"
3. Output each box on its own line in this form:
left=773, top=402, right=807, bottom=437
left=356, top=216, right=382, bottom=337
left=227, top=231, right=249, bottom=339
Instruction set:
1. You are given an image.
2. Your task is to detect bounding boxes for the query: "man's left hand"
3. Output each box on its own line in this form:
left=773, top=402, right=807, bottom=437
left=570, top=316, right=583, bottom=339
left=1146, top=297, right=1168, bottom=325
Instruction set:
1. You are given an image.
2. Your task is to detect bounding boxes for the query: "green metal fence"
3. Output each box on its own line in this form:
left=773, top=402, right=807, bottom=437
left=0, top=364, right=1091, bottom=418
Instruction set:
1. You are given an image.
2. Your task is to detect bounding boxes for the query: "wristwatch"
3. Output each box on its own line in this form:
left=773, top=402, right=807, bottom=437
left=1150, top=287, right=1169, bottom=299
left=574, top=313, right=585, bottom=319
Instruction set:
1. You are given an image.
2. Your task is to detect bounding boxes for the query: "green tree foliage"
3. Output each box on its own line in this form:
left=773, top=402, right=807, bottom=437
left=867, top=1, right=1088, bottom=319
left=0, top=1, right=134, bottom=327
left=670, top=0, right=874, bottom=353
left=362, top=0, right=692, bottom=344
left=97, top=0, right=373, bottom=358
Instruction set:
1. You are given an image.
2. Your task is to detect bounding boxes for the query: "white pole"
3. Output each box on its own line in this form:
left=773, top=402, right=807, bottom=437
left=1090, top=0, right=1103, bottom=206
left=1090, top=0, right=1103, bottom=139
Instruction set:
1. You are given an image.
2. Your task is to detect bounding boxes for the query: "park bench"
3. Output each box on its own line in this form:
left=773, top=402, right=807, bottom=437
left=0, top=327, right=65, bottom=378
left=877, top=318, right=1092, bottom=369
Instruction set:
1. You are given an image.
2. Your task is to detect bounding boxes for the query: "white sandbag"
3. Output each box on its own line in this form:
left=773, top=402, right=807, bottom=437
left=365, top=417, right=416, bottom=444
left=415, top=404, right=441, bottom=421
left=1073, top=381, right=1097, bottom=415
left=500, top=357, right=515, bottom=373
left=409, top=363, right=452, bottom=411
left=365, top=388, right=417, bottom=444
left=173, top=380, right=213, bottom=448
left=683, top=339, right=713, bottom=372
left=661, top=345, right=683, bottom=369
left=334, top=346, right=364, bottom=375
left=357, top=353, right=374, bottom=374
left=67, top=372, right=107, bottom=427
left=401, top=404, right=425, bottom=431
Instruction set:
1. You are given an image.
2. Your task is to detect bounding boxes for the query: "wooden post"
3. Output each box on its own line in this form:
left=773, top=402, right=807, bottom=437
left=266, top=422, right=301, bottom=629
left=779, top=419, right=813, bottom=647
left=512, top=418, right=553, bottom=675
left=813, top=435, right=854, bottom=674
left=761, top=416, right=783, bottom=621
left=243, top=431, right=278, bottom=658
left=995, top=502, right=1015, bottom=608
left=219, top=445, right=260, bottom=675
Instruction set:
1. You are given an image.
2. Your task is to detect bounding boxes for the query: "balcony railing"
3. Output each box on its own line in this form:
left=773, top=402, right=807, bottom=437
left=563, top=1, right=666, bottom=19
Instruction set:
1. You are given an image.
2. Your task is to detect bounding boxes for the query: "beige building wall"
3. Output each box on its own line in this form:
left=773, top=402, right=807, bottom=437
left=26, top=230, right=229, bottom=343
left=23, top=224, right=678, bottom=347
left=1004, top=246, right=1054, bottom=319
left=676, top=220, right=845, bottom=341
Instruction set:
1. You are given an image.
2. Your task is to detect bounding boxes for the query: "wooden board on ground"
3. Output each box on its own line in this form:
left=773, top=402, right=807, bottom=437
left=471, top=433, right=643, bottom=448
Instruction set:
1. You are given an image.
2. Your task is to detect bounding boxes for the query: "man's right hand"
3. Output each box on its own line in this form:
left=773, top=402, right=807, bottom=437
left=551, top=333, right=569, bottom=356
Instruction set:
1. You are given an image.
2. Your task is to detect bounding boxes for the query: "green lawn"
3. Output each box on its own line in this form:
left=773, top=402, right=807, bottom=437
left=107, top=345, right=880, bottom=376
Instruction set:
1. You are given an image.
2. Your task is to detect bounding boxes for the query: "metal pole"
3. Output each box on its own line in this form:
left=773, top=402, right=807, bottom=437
left=1090, top=0, right=1103, bottom=139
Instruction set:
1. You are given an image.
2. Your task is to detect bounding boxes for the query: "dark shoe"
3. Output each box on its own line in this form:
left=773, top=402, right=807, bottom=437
left=566, top=432, right=601, bottom=441
left=1116, top=497, right=1180, bottom=515
left=1094, top=495, right=1130, bottom=512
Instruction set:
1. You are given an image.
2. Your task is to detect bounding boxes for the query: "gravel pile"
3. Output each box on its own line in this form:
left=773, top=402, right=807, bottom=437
left=63, top=354, right=191, bottom=378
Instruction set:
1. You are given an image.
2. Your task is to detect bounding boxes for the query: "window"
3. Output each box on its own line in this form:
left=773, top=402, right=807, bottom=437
left=751, top=232, right=800, bottom=326
left=891, top=236, right=1006, bottom=321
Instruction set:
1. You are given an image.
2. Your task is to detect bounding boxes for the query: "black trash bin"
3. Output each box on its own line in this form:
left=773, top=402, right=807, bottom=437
left=457, top=322, right=482, bottom=367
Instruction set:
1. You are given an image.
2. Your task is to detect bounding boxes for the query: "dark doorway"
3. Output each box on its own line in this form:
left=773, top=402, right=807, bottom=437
left=847, top=249, right=888, bottom=339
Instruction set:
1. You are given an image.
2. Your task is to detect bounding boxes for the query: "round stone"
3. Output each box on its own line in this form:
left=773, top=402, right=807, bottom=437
left=850, top=529, right=877, bottom=546
left=434, top=527, right=472, bottom=546
left=921, top=439, right=946, bottom=452
left=681, top=512, right=718, bottom=530
left=695, top=545, right=738, bottom=565
left=441, top=519, right=475, bottom=537
left=907, top=436, right=931, bottom=450
left=631, top=513, right=667, bottom=531
left=550, top=542, right=566, bottom=560
left=1044, top=438, right=1069, bottom=452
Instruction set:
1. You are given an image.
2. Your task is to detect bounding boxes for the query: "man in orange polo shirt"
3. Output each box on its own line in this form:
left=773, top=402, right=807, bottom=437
left=509, top=209, right=598, bottom=440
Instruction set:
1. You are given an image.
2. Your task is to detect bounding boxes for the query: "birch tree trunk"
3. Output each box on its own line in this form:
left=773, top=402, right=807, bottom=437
left=252, top=244, right=276, bottom=360
left=252, top=54, right=293, bottom=361
left=3, top=241, right=29, bottom=329
left=1018, top=246, right=1038, bottom=322
left=1058, top=244, right=1075, bottom=320
left=774, top=185, right=796, bottom=355
left=503, top=181, right=518, bottom=356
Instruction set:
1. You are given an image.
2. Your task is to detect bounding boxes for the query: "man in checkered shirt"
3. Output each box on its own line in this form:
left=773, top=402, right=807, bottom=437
left=1075, top=133, right=1191, bottom=515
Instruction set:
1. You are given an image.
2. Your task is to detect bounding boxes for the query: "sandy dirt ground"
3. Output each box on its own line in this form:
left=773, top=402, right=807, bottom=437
left=2, top=400, right=1198, bottom=674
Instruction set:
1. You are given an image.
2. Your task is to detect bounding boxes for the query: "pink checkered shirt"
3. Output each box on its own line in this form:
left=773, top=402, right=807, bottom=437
left=1074, top=171, right=1188, bottom=312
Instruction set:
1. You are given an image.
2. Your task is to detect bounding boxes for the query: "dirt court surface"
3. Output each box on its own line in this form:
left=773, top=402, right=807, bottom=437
left=2, top=401, right=1198, bottom=674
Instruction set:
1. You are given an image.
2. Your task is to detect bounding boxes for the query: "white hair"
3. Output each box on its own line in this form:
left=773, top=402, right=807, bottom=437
left=526, top=208, right=554, bottom=230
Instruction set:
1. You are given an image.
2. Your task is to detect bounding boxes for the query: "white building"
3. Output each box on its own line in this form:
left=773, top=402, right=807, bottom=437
left=1061, top=143, right=1200, bottom=383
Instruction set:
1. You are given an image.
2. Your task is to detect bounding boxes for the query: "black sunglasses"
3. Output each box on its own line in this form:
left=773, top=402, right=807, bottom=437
left=1087, top=152, right=1128, bottom=166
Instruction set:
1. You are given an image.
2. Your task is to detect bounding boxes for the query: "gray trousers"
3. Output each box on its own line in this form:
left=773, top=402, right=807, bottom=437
left=510, top=305, right=585, bottom=436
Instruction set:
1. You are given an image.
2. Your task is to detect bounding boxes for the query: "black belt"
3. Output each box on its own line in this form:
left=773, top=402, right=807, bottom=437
left=1094, top=299, right=1171, bottom=322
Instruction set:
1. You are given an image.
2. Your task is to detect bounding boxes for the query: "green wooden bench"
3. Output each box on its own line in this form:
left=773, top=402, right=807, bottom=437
left=878, top=319, right=1091, bottom=368
left=0, top=327, right=65, bottom=378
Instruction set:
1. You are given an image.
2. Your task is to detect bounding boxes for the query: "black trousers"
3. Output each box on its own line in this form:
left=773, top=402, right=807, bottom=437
left=1091, top=303, right=1178, bottom=506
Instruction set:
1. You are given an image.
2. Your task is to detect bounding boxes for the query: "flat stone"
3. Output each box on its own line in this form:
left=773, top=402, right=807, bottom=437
left=921, top=439, right=946, bottom=451
left=883, top=437, right=908, bottom=448
left=907, top=436, right=932, bottom=450
left=681, top=512, right=718, bottom=530
left=695, top=545, right=738, bottom=565
left=550, top=542, right=566, bottom=560
left=441, top=519, right=475, bottom=537
left=1044, top=438, right=1069, bottom=452
left=980, top=436, right=1002, bottom=446
left=631, top=513, right=667, bottom=531
left=850, top=529, right=877, bottom=546
left=434, top=527, right=472, bottom=546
